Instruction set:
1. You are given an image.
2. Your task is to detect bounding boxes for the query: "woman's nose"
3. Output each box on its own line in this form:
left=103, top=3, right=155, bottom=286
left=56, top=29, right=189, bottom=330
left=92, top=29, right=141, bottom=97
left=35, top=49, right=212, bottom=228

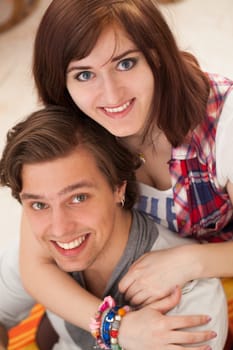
left=101, top=74, right=121, bottom=104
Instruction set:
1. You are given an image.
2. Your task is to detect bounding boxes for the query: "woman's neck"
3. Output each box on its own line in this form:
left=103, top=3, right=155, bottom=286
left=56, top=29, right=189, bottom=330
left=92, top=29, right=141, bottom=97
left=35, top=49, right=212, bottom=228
left=128, top=131, right=173, bottom=190
left=121, top=128, right=171, bottom=161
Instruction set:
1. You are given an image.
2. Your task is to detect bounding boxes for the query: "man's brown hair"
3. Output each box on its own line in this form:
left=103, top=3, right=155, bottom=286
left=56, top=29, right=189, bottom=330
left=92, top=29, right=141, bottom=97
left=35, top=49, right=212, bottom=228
left=0, top=106, right=139, bottom=207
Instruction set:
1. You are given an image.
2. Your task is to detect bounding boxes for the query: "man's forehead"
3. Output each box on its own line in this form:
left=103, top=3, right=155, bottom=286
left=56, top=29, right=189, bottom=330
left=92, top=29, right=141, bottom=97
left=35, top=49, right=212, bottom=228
left=19, top=148, right=101, bottom=202
left=20, top=180, right=97, bottom=202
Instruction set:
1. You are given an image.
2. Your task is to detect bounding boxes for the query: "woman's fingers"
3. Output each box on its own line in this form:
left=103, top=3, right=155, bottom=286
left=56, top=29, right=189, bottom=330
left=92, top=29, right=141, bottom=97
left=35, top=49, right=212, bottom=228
left=119, top=307, right=214, bottom=350
left=143, top=286, right=182, bottom=312
left=119, top=273, right=172, bottom=304
left=168, top=329, right=216, bottom=344
left=163, top=345, right=212, bottom=350
left=165, top=314, right=212, bottom=330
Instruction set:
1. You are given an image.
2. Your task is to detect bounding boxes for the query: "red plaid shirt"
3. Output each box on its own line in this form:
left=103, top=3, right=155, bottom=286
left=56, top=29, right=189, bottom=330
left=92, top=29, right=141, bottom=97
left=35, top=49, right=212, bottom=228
left=170, top=73, right=233, bottom=242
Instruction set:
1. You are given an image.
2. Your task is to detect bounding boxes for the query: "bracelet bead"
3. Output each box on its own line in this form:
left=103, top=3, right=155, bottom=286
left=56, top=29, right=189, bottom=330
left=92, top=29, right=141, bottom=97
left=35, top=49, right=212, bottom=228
left=111, top=345, right=122, bottom=350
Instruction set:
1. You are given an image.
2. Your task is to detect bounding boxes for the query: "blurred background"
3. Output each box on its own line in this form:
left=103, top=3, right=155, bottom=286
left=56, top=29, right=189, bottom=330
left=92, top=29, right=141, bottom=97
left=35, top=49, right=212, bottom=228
left=0, top=0, right=233, bottom=248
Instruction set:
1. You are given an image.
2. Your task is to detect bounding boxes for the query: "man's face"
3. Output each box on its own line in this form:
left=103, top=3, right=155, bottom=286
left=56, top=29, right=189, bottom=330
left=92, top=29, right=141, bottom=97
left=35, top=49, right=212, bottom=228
left=20, top=147, right=125, bottom=272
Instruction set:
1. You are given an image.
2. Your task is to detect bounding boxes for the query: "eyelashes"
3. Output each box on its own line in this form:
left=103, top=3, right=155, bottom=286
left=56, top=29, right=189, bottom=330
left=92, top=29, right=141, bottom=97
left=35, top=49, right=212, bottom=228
left=73, top=57, right=139, bottom=82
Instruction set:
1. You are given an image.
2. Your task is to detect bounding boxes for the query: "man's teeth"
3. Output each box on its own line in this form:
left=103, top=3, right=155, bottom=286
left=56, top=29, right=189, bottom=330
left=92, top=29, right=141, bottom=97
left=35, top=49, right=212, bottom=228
left=56, top=236, right=86, bottom=250
left=104, top=100, right=131, bottom=113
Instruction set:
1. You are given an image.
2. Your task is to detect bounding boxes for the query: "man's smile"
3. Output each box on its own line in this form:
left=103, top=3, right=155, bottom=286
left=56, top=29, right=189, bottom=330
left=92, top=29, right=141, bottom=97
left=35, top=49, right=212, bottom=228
left=55, top=234, right=88, bottom=250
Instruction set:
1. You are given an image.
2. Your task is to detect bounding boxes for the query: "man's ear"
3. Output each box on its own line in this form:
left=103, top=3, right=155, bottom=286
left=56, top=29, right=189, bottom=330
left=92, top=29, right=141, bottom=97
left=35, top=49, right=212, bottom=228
left=115, top=180, right=127, bottom=204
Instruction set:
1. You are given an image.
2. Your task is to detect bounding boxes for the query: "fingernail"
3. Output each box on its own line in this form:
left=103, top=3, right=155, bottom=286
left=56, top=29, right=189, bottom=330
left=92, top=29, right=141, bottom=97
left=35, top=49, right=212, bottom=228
left=211, top=331, right=217, bottom=338
left=206, top=315, right=212, bottom=322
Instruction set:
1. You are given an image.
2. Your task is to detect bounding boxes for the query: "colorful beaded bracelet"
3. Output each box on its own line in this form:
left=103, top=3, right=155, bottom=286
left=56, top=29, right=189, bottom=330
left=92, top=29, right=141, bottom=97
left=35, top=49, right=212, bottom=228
left=90, top=296, right=116, bottom=349
left=90, top=296, right=131, bottom=350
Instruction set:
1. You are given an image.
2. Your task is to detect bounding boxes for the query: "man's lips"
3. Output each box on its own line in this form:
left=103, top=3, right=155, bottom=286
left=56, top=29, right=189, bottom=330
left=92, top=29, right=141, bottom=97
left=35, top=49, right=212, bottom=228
left=52, top=234, right=89, bottom=256
left=56, top=235, right=87, bottom=250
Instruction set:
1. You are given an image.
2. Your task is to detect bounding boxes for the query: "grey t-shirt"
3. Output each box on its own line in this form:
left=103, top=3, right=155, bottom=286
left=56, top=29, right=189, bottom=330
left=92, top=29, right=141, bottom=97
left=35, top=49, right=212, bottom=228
left=66, top=209, right=159, bottom=348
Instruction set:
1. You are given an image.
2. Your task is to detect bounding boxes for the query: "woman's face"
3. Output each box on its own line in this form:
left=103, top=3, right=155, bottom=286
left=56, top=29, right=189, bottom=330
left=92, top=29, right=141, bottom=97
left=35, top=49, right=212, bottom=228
left=66, top=25, right=155, bottom=138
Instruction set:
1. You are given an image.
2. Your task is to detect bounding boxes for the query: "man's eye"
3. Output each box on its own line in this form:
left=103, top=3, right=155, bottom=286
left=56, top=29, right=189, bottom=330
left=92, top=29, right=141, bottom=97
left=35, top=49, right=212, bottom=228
left=75, top=71, right=94, bottom=81
left=117, top=58, right=137, bottom=71
left=72, top=194, right=87, bottom=203
left=31, top=202, right=48, bottom=210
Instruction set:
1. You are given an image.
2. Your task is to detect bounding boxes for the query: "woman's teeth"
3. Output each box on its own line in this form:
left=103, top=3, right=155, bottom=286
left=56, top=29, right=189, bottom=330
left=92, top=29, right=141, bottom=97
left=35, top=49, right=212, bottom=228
left=104, top=100, right=131, bottom=113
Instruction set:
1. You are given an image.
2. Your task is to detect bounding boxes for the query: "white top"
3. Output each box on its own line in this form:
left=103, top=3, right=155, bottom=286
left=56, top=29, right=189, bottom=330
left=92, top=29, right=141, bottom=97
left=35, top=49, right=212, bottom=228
left=216, top=89, right=233, bottom=186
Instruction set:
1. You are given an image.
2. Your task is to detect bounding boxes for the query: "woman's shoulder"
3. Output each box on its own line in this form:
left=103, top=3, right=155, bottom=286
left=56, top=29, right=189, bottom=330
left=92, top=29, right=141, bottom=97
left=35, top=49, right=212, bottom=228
left=206, top=72, right=233, bottom=112
left=206, top=72, right=233, bottom=89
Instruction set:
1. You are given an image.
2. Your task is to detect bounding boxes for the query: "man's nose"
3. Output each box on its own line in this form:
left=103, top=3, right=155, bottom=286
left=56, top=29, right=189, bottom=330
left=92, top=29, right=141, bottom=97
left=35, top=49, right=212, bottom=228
left=50, top=208, right=76, bottom=238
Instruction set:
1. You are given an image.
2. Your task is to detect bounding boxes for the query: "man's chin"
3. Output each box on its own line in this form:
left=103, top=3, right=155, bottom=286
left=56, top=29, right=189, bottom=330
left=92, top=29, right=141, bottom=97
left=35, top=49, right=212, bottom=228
left=55, top=260, right=86, bottom=273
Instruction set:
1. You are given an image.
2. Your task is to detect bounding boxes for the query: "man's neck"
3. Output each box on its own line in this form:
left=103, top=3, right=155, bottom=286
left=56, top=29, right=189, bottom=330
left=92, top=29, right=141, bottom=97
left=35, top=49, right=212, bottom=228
left=83, top=210, right=132, bottom=298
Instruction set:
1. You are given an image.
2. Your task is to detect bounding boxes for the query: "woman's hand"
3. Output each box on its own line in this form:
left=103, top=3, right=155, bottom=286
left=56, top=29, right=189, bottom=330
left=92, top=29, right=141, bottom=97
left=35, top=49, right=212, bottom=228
left=119, top=244, right=199, bottom=306
left=119, top=306, right=215, bottom=350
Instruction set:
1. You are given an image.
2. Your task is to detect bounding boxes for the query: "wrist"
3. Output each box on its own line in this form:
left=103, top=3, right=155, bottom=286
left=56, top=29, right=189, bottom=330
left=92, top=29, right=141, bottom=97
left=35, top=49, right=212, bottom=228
left=89, top=296, right=131, bottom=349
left=117, top=312, right=127, bottom=348
left=117, top=311, right=134, bottom=349
left=177, top=244, right=203, bottom=281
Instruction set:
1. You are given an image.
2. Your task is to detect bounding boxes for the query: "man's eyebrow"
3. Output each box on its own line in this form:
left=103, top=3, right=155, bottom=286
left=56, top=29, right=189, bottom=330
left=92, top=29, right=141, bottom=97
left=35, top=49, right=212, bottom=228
left=58, top=181, right=95, bottom=196
left=20, top=193, right=44, bottom=201
left=20, top=181, right=95, bottom=201
left=67, top=49, right=140, bottom=73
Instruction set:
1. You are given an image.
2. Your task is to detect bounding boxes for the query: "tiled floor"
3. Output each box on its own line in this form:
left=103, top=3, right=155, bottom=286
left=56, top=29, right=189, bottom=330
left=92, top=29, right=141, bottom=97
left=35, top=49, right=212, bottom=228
left=0, top=0, right=233, bottom=247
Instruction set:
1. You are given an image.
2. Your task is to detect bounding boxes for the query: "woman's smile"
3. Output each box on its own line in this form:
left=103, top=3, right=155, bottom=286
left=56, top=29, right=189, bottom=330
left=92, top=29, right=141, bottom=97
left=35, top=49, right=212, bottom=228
left=100, top=98, right=135, bottom=119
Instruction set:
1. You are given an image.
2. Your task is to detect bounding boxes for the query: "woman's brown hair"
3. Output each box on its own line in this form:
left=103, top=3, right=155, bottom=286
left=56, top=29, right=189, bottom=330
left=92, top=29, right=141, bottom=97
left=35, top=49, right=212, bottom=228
left=33, top=0, right=210, bottom=146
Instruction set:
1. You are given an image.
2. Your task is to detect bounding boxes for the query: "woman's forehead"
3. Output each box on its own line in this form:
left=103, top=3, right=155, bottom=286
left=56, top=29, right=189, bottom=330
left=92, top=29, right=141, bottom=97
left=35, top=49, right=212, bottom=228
left=69, top=25, right=137, bottom=68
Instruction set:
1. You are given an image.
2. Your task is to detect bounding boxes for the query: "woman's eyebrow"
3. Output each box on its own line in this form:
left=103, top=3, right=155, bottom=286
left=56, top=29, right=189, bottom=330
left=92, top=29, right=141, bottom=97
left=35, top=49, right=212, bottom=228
left=111, top=49, right=140, bottom=62
left=67, top=49, right=140, bottom=73
left=67, top=65, right=91, bottom=73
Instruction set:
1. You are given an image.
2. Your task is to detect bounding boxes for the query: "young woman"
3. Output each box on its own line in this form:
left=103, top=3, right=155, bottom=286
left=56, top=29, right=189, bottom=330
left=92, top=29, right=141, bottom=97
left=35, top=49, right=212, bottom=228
left=20, top=0, right=233, bottom=347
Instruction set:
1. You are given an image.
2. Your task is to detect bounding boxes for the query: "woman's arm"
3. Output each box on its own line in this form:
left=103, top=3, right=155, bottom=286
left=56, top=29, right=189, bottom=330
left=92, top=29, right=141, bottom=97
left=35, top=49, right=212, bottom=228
left=19, top=213, right=216, bottom=349
left=119, top=181, right=233, bottom=305
left=119, top=240, right=233, bottom=305
left=19, top=212, right=100, bottom=331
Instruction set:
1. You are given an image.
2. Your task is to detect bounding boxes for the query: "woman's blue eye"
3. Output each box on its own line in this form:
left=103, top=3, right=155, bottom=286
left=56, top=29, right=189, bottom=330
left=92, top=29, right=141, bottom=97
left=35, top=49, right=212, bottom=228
left=73, top=194, right=87, bottom=203
left=76, top=71, right=93, bottom=81
left=118, top=58, right=136, bottom=71
left=32, top=202, right=48, bottom=210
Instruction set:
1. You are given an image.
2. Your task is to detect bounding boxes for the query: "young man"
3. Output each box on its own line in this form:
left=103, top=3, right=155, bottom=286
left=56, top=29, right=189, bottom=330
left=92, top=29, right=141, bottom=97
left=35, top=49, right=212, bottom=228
left=0, top=106, right=227, bottom=350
